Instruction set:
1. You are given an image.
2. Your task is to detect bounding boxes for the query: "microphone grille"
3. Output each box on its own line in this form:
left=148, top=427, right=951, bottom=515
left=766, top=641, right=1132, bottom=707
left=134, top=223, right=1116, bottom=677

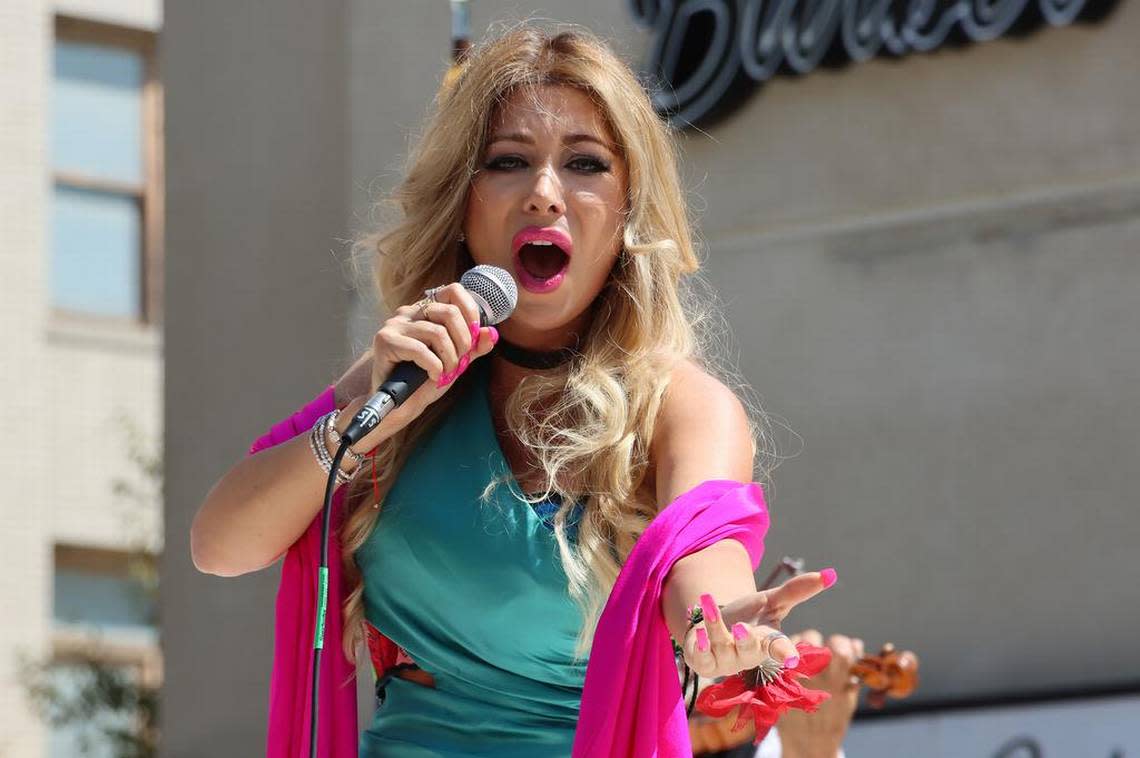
left=461, top=264, right=517, bottom=325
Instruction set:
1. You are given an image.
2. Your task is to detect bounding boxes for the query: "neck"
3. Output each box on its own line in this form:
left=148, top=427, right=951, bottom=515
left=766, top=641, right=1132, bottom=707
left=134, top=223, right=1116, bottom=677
left=496, top=334, right=579, bottom=368
left=496, top=297, right=597, bottom=350
left=488, top=334, right=578, bottom=407
left=489, top=307, right=595, bottom=391
left=496, top=322, right=583, bottom=353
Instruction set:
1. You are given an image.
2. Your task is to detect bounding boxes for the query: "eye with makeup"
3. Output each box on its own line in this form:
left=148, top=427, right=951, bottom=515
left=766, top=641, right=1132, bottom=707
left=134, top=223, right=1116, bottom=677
left=483, top=154, right=611, bottom=174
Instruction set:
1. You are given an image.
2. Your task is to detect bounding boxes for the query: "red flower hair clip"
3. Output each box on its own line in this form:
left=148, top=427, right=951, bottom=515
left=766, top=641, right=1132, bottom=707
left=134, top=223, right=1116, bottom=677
left=694, top=641, right=833, bottom=745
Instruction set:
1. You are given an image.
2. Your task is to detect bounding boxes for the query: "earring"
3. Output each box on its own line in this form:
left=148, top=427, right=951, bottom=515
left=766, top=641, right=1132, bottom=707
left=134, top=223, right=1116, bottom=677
left=457, top=231, right=466, bottom=242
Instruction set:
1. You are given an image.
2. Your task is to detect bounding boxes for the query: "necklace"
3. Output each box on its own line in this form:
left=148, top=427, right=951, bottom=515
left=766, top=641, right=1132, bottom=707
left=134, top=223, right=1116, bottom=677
left=495, top=335, right=581, bottom=369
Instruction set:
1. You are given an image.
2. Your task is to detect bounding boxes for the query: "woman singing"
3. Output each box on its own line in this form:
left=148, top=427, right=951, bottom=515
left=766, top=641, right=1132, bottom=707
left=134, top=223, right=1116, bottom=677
left=191, top=24, right=836, bottom=757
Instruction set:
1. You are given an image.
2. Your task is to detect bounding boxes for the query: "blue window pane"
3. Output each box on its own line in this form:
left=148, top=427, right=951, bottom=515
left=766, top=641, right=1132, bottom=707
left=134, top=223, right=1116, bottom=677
left=53, top=41, right=143, bottom=184
left=51, top=185, right=141, bottom=318
left=53, top=567, right=157, bottom=645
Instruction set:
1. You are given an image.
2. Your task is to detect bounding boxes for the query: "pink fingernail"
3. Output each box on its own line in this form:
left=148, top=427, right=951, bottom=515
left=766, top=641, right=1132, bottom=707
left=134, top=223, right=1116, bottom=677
left=732, top=623, right=749, bottom=641
left=699, top=594, right=719, bottom=624
left=821, top=567, right=838, bottom=588
left=436, top=371, right=454, bottom=388
left=470, top=321, right=480, bottom=342
left=784, top=655, right=800, bottom=670
left=458, top=355, right=470, bottom=373
left=696, top=628, right=709, bottom=652
left=489, top=326, right=499, bottom=344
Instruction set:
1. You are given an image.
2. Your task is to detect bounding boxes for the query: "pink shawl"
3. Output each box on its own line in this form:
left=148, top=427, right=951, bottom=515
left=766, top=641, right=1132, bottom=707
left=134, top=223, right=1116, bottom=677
left=573, top=479, right=769, bottom=757
left=248, top=385, right=359, bottom=758
left=250, top=389, right=769, bottom=758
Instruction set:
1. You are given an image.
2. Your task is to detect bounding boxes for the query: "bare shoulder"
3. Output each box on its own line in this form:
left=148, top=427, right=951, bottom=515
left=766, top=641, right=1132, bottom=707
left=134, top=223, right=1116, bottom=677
left=650, top=358, right=754, bottom=508
left=655, top=358, right=748, bottom=437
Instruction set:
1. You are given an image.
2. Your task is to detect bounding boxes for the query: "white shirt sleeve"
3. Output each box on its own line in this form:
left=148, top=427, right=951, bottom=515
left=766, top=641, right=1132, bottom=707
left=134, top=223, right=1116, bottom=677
left=753, top=727, right=782, bottom=758
left=751, top=728, right=846, bottom=758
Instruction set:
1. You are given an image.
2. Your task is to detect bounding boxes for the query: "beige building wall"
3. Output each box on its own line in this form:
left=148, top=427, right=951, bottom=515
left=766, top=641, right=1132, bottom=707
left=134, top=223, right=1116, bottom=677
left=163, top=0, right=1139, bottom=754
left=0, top=4, right=52, bottom=754
left=162, top=1, right=351, bottom=754
left=0, top=0, right=162, bottom=756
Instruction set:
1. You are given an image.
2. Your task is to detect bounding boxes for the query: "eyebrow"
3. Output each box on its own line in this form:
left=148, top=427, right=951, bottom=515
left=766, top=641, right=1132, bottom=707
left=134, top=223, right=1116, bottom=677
left=487, top=131, right=615, bottom=152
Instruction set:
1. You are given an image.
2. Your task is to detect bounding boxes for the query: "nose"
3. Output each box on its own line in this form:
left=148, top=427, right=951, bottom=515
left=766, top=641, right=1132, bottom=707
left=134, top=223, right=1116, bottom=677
left=524, top=167, right=565, bottom=216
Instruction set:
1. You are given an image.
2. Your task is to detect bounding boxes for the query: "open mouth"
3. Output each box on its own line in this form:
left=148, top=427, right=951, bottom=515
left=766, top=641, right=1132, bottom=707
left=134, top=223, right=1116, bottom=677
left=515, top=241, right=571, bottom=293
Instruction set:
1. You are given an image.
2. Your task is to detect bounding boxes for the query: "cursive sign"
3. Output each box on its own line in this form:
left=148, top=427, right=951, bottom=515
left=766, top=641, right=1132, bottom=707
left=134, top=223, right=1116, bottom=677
left=630, top=0, right=1118, bottom=127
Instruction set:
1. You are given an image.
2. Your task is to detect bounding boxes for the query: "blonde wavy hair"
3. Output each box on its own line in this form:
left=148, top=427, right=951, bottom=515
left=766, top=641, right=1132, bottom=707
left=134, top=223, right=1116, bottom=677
left=339, top=23, right=776, bottom=664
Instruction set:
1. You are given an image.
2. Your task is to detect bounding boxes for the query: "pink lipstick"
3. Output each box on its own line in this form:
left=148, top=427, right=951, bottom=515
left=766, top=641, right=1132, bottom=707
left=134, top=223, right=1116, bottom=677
left=512, top=226, right=573, bottom=294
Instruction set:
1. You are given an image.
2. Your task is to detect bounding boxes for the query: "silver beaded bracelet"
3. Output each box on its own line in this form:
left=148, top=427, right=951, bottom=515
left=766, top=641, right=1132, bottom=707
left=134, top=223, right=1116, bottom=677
left=323, top=409, right=367, bottom=468
left=308, top=412, right=358, bottom=485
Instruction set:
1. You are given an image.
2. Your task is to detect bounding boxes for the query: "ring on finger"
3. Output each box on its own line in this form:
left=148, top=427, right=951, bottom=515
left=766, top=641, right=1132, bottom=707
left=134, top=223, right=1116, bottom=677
left=424, top=285, right=445, bottom=302
left=764, top=630, right=790, bottom=648
left=415, top=297, right=432, bottom=320
left=763, top=631, right=793, bottom=662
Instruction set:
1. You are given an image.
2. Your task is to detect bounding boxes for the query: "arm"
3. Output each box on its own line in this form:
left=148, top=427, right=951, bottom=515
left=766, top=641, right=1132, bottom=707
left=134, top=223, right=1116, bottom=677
left=192, top=292, right=498, bottom=578
left=190, top=352, right=374, bottom=577
left=191, top=391, right=341, bottom=577
left=657, top=362, right=832, bottom=677
left=656, top=362, right=758, bottom=646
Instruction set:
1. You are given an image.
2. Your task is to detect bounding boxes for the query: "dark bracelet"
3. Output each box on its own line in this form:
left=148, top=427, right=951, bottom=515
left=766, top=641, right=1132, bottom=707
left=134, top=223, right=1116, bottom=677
left=675, top=603, right=717, bottom=716
left=674, top=603, right=768, bottom=716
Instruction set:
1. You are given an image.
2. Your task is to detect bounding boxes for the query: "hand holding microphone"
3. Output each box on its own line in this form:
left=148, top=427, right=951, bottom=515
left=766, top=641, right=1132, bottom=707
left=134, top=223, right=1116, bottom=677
left=299, top=266, right=515, bottom=758
left=335, top=265, right=517, bottom=453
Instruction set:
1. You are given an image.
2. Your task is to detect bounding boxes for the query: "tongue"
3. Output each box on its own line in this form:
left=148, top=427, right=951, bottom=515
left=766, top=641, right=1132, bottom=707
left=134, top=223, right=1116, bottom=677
left=519, top=243, right=567, bottom=279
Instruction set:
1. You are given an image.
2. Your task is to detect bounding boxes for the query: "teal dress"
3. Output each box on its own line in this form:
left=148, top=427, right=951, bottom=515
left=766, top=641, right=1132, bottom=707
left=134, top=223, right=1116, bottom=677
left=355, top=358, right=587, bottom=757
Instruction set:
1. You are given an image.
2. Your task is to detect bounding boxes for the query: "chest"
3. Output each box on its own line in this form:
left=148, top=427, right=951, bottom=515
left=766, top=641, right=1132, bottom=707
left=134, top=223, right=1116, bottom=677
left=357, top=430, right=585, bottom=669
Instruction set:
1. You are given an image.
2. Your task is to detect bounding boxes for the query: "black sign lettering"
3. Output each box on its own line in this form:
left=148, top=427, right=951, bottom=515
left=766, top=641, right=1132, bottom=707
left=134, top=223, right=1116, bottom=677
left=631, top=0, right=1119, bottom=127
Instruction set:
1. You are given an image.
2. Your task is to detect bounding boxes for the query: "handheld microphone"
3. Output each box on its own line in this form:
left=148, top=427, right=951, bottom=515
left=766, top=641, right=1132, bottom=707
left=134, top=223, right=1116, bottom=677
left=340, top=264, right=518, bottom=445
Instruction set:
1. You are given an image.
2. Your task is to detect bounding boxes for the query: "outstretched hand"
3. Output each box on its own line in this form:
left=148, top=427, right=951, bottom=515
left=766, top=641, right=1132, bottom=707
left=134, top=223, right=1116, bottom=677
left=680, top=568, right=837, bottom=680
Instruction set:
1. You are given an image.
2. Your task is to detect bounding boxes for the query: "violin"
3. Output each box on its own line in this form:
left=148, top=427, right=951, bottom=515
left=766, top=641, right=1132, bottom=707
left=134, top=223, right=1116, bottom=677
left=852, top=641, right=920, bottom=709
left=687, top=557, right=921, bottom=754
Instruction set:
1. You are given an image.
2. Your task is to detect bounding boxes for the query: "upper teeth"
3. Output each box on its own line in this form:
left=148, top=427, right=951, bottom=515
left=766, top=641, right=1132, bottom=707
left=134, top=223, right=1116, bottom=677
left=529, top=240, right=554, bottom=246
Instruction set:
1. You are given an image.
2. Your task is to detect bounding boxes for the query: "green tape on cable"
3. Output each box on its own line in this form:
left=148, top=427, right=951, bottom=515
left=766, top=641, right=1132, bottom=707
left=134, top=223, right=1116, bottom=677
left=314, top=566, right=329, bottom=650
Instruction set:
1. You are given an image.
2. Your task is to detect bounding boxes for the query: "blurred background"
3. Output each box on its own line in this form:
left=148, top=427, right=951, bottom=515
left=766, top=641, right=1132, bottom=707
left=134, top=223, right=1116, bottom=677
left=1, top=0, right=1137, bottom=756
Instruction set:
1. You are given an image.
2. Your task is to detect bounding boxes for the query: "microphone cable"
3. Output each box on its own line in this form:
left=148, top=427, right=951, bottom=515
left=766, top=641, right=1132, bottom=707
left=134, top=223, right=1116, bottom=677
left=310, top=438, right=352, bottom=758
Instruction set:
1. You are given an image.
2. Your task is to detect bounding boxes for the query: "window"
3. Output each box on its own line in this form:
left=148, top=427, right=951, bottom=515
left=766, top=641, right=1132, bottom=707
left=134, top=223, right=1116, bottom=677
left=47, top=544, right=160, bottom=758
left=51, top=17, right=163, bottom=324
left=53, top=549, right=158, bottom=645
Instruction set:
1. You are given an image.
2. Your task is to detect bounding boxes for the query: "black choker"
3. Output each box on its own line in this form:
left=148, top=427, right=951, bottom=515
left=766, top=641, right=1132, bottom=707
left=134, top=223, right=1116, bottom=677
left=495, top=336, right=581, bottom=369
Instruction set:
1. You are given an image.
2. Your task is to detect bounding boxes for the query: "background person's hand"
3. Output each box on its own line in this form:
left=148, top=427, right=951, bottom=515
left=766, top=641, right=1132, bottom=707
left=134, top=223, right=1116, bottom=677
left=774, top=629, right=863, bottom=758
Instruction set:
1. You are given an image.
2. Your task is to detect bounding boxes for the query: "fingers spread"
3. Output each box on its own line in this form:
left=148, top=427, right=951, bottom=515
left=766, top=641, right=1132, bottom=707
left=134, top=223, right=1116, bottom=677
left=768, top=569, right=837, bottom=617
left=731, top=622, right=758, bottom=660
left=684, top=626, right=717, bottom=678
left=698, top=593, right=735, bottom=652
left=682, top=594, right=738, bottom=677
